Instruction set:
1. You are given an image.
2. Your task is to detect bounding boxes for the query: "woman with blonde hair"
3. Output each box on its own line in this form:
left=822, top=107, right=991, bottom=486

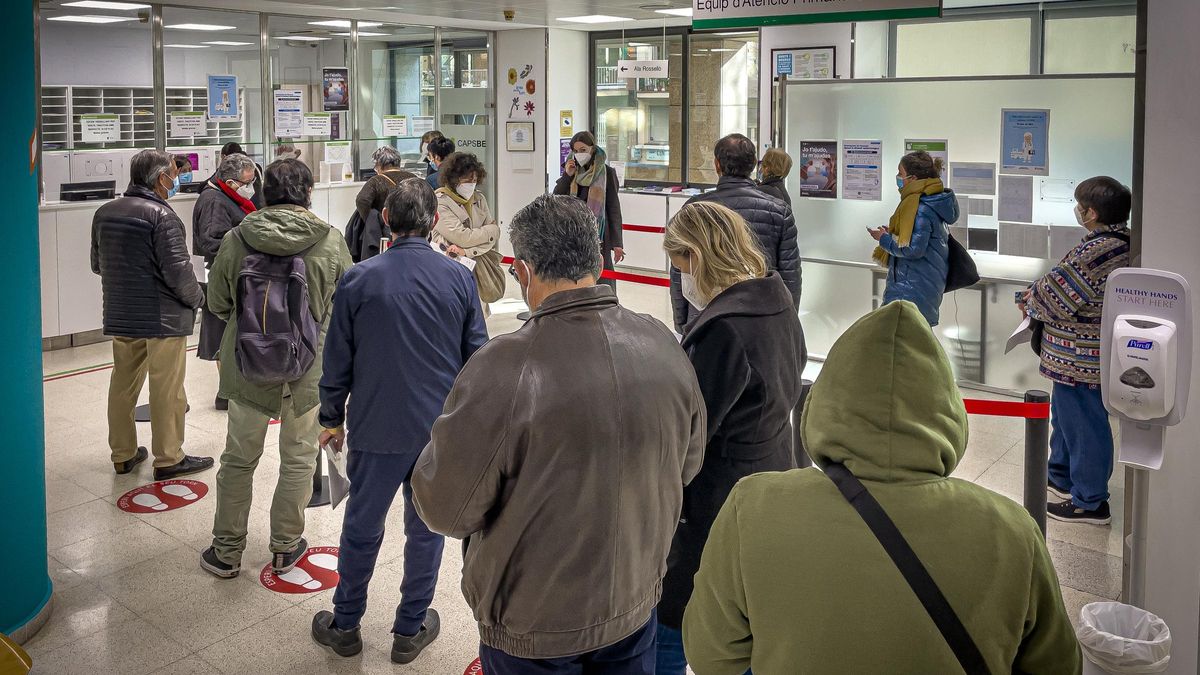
left=757, top=147, right=793, bottom=207
left=655, top=201, right=807, bottom=674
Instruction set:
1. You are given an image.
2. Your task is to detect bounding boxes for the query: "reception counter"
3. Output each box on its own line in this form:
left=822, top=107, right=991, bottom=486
left=38, top=182, right=361, bottom=343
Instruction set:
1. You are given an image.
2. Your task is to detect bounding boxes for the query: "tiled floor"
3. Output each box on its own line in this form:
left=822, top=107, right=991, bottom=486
left=30, top=281, right=1122, bottom=673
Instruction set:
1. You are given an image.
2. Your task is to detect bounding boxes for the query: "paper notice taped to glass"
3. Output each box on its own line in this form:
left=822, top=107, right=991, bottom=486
left=322, top=443, right=350, bottom=509
left=1006, top=315, right=1034, bottom=354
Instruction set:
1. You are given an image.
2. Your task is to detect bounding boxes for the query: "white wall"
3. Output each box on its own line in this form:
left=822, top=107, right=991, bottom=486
left=1141, top=1, right=1200, bottom=671
left=545, top=29, right=590, bottom=191
left=493, top=28, right=548, bottom=256
left=758, top=24, right=854, bottom=150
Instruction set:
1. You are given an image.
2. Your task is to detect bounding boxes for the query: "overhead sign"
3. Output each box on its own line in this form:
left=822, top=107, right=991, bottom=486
left=693, top=0, right=941, bottom=29
left=617, top=60, right=668, bottom=79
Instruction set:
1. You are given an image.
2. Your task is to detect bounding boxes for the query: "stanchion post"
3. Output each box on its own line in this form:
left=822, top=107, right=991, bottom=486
left=1023, top=389, right=1051, bottom=537
left=792, top=380, right=814, bottom=469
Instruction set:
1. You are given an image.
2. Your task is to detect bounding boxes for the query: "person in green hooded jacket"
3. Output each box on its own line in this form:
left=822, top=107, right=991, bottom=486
left=200, top=158, right=354, bottom=580
left=683, top=301, right=1081, bottom=674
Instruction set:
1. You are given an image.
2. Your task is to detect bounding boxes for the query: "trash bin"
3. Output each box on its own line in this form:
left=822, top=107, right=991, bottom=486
left=1078, top=602, right=1171, bottom=674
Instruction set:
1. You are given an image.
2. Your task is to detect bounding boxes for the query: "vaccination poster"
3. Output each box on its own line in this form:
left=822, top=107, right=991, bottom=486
left=798, top=140, right=838, bottom=199
left=322, top=68, right=350, bottom=112
left=842, top=140, right=883, bottom=201
left=206, top=75, right=239, bottom=120
left=1000, top=109, right=1049, bottom=176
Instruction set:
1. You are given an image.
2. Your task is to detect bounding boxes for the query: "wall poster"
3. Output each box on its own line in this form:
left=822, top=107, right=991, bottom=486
left=1001, top=109, right=1050, bottom=176
left=207, top=75, right=239, bottom=120
left=798, top=140, right=838, bottom=199
left=322, top=67, right=350, bottom=112
left=842, top=140, right=883, bottom=201
left=772, top=47, right=836, bottom=80
left=903, top=139, right=949, bottom=183
left=273, top=88, right=304, bottom=139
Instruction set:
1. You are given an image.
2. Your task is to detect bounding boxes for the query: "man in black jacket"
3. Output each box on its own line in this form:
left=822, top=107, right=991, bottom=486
left=91, top=149, right=213, bottom=480
left=671, top=133, right=800, bottom=332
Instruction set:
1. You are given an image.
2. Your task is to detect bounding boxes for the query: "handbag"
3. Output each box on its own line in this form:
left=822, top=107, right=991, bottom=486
left=824, top=462, right=991, bottom=675
left=944, top=234, right=980, bottom=292
left=472, top=248, right=507, bottom=304
left=1027, top=230, right=1131, bottom=356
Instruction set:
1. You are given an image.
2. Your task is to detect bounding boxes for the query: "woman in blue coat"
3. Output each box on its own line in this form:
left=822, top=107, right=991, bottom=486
left=867, top=150, right=958, bottom=325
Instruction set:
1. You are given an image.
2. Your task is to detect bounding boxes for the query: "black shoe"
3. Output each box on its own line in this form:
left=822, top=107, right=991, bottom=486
left=214, top=396, right=229, bottom=411
left=273, top=538, right=308, bottom=575
left=154, top=455, right=214, bottom=480
left=1048, top=499, right=1111, bottom=525
left=1047, top=480, right=1071, bottom=501
left=199, top=546, right=240, bottom=579
left=311, top=611, right=363, bottom=657
left=391, top=608, right=440, bottom=664
left=114, top=447, right=148, bottom=475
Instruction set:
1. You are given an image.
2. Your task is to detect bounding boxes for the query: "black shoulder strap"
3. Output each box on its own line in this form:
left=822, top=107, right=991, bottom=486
left=824, top=463, right=991, bottom=675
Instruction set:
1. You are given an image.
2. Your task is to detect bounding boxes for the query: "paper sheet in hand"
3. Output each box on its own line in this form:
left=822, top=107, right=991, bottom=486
left=323, top=444, right=350, bottom=509
left=1005, top=316, right=1033, bottom=354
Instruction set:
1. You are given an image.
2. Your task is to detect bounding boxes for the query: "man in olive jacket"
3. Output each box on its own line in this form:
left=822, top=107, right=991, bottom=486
left=200, top=159, right=353, bottom=579
left=683, top=301, right=1081, bottom=674
left=413, top=195, right=706, bottom=674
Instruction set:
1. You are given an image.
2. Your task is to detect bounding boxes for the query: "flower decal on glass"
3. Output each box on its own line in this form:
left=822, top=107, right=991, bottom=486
left=524, top=101, right=535, bottom=116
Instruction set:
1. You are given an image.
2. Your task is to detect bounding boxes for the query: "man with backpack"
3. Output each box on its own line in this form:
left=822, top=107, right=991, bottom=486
left=200, top=158, right=353, bottom=579
left=309, top=178, right=488, bottom=664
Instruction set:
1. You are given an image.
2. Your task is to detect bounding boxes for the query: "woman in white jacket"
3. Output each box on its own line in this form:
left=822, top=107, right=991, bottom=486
left=434, top=152, right=505, bottom=312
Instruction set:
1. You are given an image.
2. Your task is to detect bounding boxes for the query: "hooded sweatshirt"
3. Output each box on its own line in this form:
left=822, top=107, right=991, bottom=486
left=879, top=190, right=958, bottom=326
left=207, top=204, right=353, bottom=417
left=682, top=301, right=1081, bottom=674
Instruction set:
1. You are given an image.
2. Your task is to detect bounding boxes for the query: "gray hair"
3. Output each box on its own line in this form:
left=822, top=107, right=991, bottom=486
left=129, top=149, right=174, bottom=190
left=384, top=178, right=437, bottom=238
left=372, top=145, right=403, bottom=169
left=217, top=153, right=256, bottom=182
left=510, top=195, right=601, bottom=283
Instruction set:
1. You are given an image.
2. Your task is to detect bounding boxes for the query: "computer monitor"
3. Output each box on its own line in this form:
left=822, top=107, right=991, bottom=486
left=59, top=181, right=116, bottom=202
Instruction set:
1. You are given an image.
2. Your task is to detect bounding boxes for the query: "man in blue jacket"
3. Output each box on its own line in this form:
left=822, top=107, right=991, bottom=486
left=310, top=177, right=489, bottom=664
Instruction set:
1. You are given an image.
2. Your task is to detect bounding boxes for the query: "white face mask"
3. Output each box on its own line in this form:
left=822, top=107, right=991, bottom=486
left=1075, top=204, right=1096, bottom=228
left=574, top=152, right=593, bottom=166
left=456, top=182, right=477, bottom=200
left=680, top=272, right=708, bottom=311
left=232, top=181, right=255, bottom=201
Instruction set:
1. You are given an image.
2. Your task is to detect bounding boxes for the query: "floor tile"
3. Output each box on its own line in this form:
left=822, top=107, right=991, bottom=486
left=22, top=582, right=139, bottom=657
left=950, top=452, right=996, bottom=483
left=149, top=654, right=223, bottom=675
left=47, top=554, right=86, bottom=593
left=31, top=615, right=191, bottom=675
left=962, top=429, right=1021, bottom=465
left=45, top=499, right=138, bottom=550
left=45, top=476, right=101, bottom=514
left=137, top=570, right=295, bottom=651
left=1060, top=585, right=1112, bottom=630
left=975, top=460, right=1026, bottom=504
left=1048, top=539, right=1123, bottom=600
left=51, top=522, right=181, bottom=579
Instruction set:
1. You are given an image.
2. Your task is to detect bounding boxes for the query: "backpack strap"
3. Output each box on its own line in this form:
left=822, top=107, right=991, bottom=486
left=824, top=463, right=992, bottom=675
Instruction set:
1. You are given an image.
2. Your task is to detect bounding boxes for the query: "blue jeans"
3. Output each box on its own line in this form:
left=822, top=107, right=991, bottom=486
left=657, top=622, right=752, bottom=675
left=480, top=611, right=657, bottom=674
left=1049, top=382, right=1114, bottom=510
left=332, top=451, right=444, bottom=636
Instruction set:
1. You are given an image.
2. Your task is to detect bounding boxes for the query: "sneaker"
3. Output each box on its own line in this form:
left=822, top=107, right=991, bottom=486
left=114, top=447, right=148, bottom=475
left=154, top=455, right=215, bottom=480
left=311, top=611, right=363, bottom=657
left=273, top=538, right=308, bottom=575
left=200, top=546, right=240, bottom=579
left=214, top=396, right=229, bottom=411
left=1048, top=499, right=1111, bottom=525
left=1047, top=480, right=1071, bottom=501
left=391, top=608, right=440, bottom=664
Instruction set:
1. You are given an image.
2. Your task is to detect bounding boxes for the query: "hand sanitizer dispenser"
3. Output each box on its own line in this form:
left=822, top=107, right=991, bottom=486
left=1109, top=316, right=1177, bottom=421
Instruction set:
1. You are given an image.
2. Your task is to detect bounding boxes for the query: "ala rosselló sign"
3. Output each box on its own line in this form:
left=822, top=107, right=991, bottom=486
left=692, top=0, right=941, bottom=29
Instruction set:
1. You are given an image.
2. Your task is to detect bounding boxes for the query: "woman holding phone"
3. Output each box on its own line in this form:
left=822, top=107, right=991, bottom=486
left=553, top=131, right=624, bottom=293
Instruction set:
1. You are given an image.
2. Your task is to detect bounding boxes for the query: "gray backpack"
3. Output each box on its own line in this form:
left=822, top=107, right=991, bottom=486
left=232, top=228, right=321, bottom=385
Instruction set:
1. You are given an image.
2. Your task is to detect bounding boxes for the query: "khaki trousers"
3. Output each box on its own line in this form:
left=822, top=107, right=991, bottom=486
left=210, top=396, right=320, bottom=563
left=108, top=336, right=188, bottom=468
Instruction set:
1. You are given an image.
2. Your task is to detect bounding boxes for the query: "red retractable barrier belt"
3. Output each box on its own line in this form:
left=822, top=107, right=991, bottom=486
left=962, top=399, right=1050, bottom=419
left=622, top=224, right=667, bottom=234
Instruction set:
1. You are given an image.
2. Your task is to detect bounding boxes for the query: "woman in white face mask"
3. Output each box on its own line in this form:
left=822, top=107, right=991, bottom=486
left=553, top=130, right=626, bottom=296
left=656, top=200, right=807, bottom=674
left=433, top=152, right=506, bottom=314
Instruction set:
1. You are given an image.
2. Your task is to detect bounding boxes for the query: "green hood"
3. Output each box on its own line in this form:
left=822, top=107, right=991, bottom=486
left=238, top=204, right=331, bottom=256
left=801, top=301, right=967, bottom=482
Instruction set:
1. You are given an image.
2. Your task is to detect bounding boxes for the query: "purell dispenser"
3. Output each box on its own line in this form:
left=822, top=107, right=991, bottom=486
left=1109, top=316, right=1177, bottom=422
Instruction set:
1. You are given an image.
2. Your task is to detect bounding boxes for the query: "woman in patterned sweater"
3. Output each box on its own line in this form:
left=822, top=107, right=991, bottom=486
left=1018, top=176, right=1131, bottom=525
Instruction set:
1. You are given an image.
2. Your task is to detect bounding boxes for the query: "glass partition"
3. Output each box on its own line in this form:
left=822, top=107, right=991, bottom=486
left=894, top=17, right=1033, bottom=77
left=687, top=31, right=759, bottom=185
left=439, top=30, right=494, bottom=203
left=355, top=24, right=438, bottom=177
left=1044, top=13, right=1136, bottom=74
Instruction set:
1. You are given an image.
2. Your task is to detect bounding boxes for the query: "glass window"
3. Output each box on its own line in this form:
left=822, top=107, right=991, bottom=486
left=355, top=25, right=438, bottom=177
left=1044, top=14, right=1136, bottom=74
left=439, top=30, right=494, bottom=203
left=594, top=34, right=684, bottom=185
left=163, top=8, right=264, bottom=182
left=268, top=15, right=352, bottom=182
left=688, top=31, right=759, bottom=185
left=38, top=2, right=152, bottom=200
left=894, top=18, right=1032, bottom=77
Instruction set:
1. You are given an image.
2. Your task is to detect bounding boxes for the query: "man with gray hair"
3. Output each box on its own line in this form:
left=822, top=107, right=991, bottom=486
left=355, top=145, right=417, bottom=223
left=311, top=178, right=488, bottom=665
left=90, top=149, right=213, bottom=480
left=412, top=194, right=706, bottom=674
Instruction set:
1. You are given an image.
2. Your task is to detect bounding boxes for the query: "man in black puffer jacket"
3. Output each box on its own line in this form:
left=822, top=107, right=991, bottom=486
left=91, top=149, right=213, bottom=481
left=671, top=133, right=800, bottom=332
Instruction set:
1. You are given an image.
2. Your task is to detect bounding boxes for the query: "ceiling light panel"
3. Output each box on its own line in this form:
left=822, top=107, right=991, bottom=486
left=203, top=41, right=254, bottom=46
left=557, top=15, right=632, bottom=24
left=272, top=35, right=332, bottom=41
left=655, top=7, right=693, bottom=16
left=308, top=20, right=383, bottom=28
left=46, top=15, right=136, bottom=24
left=166, top=44, right=208, bottom=49
left=165, top=23, right=236, bottom=31
left=62, top=1, right=149, bottom=9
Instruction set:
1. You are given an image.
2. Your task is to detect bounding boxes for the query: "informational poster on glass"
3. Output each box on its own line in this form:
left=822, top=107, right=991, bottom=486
left=80, top=113, right=120, bottom=142
left=169, top=111, right=206, bottom=138
left=382, top=115, right=408, bottom=137
left=903, top=139, right=948, bottom=182
left=273, top=88, right=304, bottom=139
left=798, top=140, right=838, bottom=199
left=1000, top=109, right=1049, bottom=176
left=302, top=112, right=332, bottom=137
left=207, top=75, right=239, bottom=120
left=559, top=138, right=572, bottom=169
left=322, top=68, right=350, bottom=112
left=324, top=140, right=351, bottom=166
left=772, top=47, right=836, bottom=80
left=412, top=116, right=435, bottom=137
left=842, top=140, right=883, bottom=201
left=949, top=162, right=997, bottom=195
left=998, top=174, right=1035, bottom=223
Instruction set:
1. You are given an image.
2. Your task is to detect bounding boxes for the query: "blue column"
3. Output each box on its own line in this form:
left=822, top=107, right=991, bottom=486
left=0, top=1, right=51, bottom=636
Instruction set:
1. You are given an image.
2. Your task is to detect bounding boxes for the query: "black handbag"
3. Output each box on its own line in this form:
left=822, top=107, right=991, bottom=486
left=825, top=462, right=991, bottom=675
left=944, top=234, right=980, bottom=292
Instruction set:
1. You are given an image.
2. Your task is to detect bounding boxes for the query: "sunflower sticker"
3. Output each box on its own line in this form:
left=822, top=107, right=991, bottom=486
left=507, top=68, right=518, bottom=85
